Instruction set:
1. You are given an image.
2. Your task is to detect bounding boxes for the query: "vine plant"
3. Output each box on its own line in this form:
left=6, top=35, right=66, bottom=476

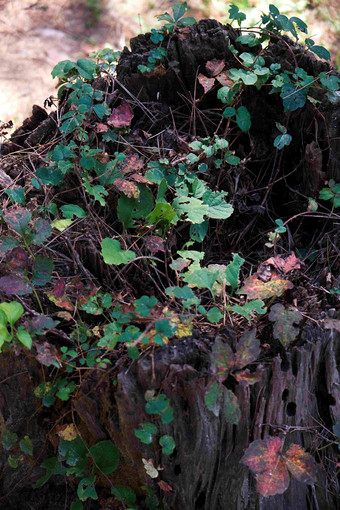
left=0, top=3, right=339, bottom=509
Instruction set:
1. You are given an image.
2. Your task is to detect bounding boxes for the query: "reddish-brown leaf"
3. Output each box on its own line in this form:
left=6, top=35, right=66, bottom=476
left=95, top=122, right=108, bottom=133
left=0, top=275, right=32, bottom=295
left=7, top=247, right=29, bottom=271
left=211, top=336, right=235, bottom=381
left=36, top=341, right=62, bottom=368
left=107, top=101, right=134, bottom=128
left=198, top=74, right=215, bottom=94
left=52, top=278, right=66, bottom=298
left=177, top=27, right=191, bottom=40
left=265, top=252, right=301, bottom=274
left=242, top=437, right=289, bottom=497
left=239, top=275, right=293, bottom=300
left=216, top=72, right=234, bottom=88
left=158, top=480, right=173, bottom=492
left=206, top=59, right=225, bottom=77
left=283, top=444, right=317, bottom=484
left=130, top=173, right=153, bottom=184
left=118, top=153, right=144, bottom=175
left=144, top=235, right=165, bottom=254
left=234, top=367, right=263, bottom=385
left=114, top=179, right=140, bottom=199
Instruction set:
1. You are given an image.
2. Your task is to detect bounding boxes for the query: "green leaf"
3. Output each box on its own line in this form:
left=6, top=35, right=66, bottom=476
left=101, top=238, right=135, bottom=266
left=159, top=435, right=175, bottom=455
left=309, top=45, right=331, bottom=61
left=236, top=106, right=251, bottom=131
left=19, top=435, right=33, bottom=456
left=0, top=236, right=20, bottom=254
left=222, top=387, right=241, bottom=424
left=77, top=476, right=98, bottom=501
left=223, top=107, right=236, bottom=118
left=173, top=195, right=208, bottom=223
left=207, top=307, right=223, bottom=323
left=76, top=58, right=98, bottom=79
left=60, top=204, right=87, bottom=219
left=225, top=253, right=245, bottom=294
left=70, top=500, right=83, bottom=510
left=281, top=83, right=307, bottom=111
left=235, top=328, right=260, bottom=368
left=0, top=301, right=24, bottom=326
left=172, top=1, right=187, bottom=21
left=146, top=202, right=178, bottom=228
left=190, top=220, right=208, bottom=242
left=2, top=429, right=18, bottom=450
left=89, top=440, right=119, bottom=474
left=205, top=380, right=240, bottom=424
left=32, top=256, right=54, bottom=286
left=290, top=17, right=308, bottom=33
left=231, top=299, right=267, bottom=323
left=229, top=68, right=257, bottom=85
left=36, top=166, right=64, bottom=186
left=112, top=486, right=137, bottom=506
left=183, top=268, right=219, bottom=296
left=5, top=188, right=25, bottom=205
left=93, top=103, right=109, bottom=119
left=134, top=422, right=158, bottom=444
left=16, top=327, right=32, bottom=349
left=33, top=457, right=65, bottom=488
left=134, top=296, right=158, bottom=317
left=155, top=319, right=177, bottom=338
left=51, top=60, right=76, bottom=78
left=145, top=392, right=174, bottom=424
left=274, top=133, right=292, bottom=149
left=203, top=190, right=233, bottom=219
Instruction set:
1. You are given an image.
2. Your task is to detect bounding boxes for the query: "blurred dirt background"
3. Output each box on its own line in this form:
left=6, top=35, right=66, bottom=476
left=0, top=0, right=339, bottom=130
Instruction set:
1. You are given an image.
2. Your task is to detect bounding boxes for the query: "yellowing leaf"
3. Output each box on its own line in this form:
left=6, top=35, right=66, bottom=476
left=57, top=424, right=78, bottom=441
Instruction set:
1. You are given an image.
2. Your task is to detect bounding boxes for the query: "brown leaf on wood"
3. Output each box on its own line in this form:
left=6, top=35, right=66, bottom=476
left=206, top=59, right=225, bottom=77
left=107, top=101, right=134, bottom=128
left=158, top=480, right=173, bottom=492
left=198, top=73, right=215, bottom=94
left=234, top=367, right=263, bottom=385
left=114, top=179, right=140, bottom=198
left=323, top=318, right=340, bottom=332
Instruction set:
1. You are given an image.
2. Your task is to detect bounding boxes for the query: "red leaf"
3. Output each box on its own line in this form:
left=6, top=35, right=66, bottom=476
left=7, top=247, right=29, bottom=271
left=114, top=179, right=140, bottom=198
left=242, top=437, right=289, bottom=497
left=234, top=367, right=263, bottom=385
left=198, top=73, right=215, bottom=94
left=52, top=278, right=66, bottom=298
left=283, top=443, right=317, bottom=484
left=107, top=101, right=134, bottom=128
left=206, top=59, right=225, bottom=77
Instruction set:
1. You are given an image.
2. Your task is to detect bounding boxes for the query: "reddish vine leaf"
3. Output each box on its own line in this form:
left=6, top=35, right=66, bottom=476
left=265, top=252, right=301, bottom=274
left=211, top=336, right=235, bottom=381
left=114, top=179, right=140, bottom=199
left=206, top=59, right=225, bottom=77
left=238, top=275, right=293, bottom=300
left=158, top=480, right=173, bottom=492
left=36, top=342, right=62, bottom=368
left=234, top=328, right=260, bottom=368
left=7, top=247, right=29, bottom=272
left=0, top=275, right=32, bottom=295
left=144, top=236, right=165, bottom=254
left=216, top=72, right=234, bottom=88
left=268, top=303, right=302, bottom=347
left=118, top=153, right=144, bottom=175
left=284, top=443, right=317, bottom=484
left=234, top=367, right=263, bottom=385
left=52, top=278, right=66, bottom=298
left=46, top=292, right=74, bottom=311
left=198, top=74, right=215, bottom=93
left=242, top=437, right=317, bottom=497
left=108, top=102, right=134, bottom=128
